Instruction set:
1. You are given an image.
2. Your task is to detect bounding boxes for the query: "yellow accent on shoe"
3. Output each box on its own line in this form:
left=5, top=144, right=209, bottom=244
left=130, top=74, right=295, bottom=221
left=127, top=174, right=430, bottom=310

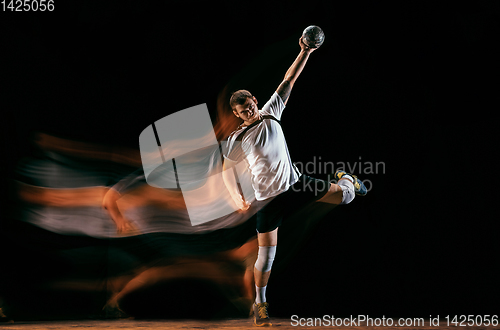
left=352, top=175, right=361, bottom=189
left=252, top=302, right=272, bottom=326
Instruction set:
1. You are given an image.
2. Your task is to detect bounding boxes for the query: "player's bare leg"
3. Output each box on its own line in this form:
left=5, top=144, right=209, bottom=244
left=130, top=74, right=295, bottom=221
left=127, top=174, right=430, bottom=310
left=252, top=228, right=278, bottom=326
left=255, top=229, right=278, bottom=287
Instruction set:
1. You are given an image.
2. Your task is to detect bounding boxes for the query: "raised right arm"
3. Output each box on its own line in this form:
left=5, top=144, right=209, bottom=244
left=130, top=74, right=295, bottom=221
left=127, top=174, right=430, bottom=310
left=275, top=37, right=316, bottom=106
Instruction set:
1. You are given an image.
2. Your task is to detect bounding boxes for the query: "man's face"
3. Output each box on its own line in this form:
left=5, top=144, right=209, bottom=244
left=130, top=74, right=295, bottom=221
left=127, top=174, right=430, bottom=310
left=233, top=97, right=259, bottom=123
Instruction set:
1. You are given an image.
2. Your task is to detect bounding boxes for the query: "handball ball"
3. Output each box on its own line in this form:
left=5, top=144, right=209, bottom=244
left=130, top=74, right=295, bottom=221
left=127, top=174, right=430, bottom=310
left=302, top=25, right=325, bottom=48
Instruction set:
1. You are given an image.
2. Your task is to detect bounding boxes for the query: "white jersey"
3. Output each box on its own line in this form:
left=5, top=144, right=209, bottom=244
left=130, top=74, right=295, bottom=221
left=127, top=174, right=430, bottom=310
left=224, top=92, right=301, bottom=201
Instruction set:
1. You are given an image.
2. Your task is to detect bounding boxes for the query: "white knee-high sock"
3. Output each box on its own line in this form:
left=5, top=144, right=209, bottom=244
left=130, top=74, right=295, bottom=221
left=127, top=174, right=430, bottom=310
left=338, top=177, right=355, bottom=204
left=341, top=174, right=353, bottom=183
left=255, top=285, right=267, bottom=304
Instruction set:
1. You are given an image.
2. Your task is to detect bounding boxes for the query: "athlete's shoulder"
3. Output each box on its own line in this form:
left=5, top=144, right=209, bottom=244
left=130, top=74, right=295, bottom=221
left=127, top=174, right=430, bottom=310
left=261, top=92, right=285, bottom=119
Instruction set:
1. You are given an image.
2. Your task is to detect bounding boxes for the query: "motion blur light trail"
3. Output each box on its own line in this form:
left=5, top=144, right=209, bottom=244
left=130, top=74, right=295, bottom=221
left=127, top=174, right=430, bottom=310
left=4, top=94, right=338, bottom=319
left=5, top=131, right=262, bottom=319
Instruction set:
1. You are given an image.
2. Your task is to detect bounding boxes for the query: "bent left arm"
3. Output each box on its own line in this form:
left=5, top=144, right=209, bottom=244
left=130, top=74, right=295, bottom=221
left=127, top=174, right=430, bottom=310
left=276, top=37, right=316, bottom=105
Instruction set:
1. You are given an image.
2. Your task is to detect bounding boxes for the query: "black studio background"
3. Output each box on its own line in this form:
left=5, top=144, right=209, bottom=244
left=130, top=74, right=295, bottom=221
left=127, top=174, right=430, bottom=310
left=1, top=0, right=498, bottom=319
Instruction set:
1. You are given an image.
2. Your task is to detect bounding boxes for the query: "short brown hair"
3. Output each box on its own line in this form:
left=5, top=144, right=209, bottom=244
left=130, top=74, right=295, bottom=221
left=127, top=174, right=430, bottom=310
left=229, top=90, right=253, bottom=110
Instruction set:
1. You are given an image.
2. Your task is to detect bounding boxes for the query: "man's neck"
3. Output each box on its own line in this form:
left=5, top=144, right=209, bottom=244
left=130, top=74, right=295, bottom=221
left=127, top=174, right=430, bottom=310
left=242, top=114, right=262, bottom=127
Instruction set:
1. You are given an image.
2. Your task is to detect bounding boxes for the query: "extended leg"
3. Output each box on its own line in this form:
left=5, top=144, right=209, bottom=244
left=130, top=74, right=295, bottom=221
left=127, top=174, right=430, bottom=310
left=316, top=176, right=355, bottom=205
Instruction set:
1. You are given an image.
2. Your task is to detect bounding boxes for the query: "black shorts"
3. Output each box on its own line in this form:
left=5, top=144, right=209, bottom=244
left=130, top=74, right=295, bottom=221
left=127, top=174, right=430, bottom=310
left=255, top=174, right=330, bottom=233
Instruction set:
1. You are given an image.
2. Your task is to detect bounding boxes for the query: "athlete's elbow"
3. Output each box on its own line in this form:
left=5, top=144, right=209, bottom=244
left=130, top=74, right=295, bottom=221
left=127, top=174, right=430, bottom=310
left=281, top=77, right=294, bottom=87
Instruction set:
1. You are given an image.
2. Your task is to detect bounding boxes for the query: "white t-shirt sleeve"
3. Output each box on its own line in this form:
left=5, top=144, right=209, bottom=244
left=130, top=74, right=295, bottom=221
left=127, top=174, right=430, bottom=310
left=260, top=92, right=285, bottom=120
left=223, top=134, right=245, bottom=163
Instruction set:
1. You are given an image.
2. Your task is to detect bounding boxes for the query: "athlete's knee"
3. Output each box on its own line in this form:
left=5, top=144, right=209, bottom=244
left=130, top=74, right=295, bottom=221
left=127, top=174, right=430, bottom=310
left=254, top=245, right=277, bottom=273
left=338, top=178, right=355, bottom=205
